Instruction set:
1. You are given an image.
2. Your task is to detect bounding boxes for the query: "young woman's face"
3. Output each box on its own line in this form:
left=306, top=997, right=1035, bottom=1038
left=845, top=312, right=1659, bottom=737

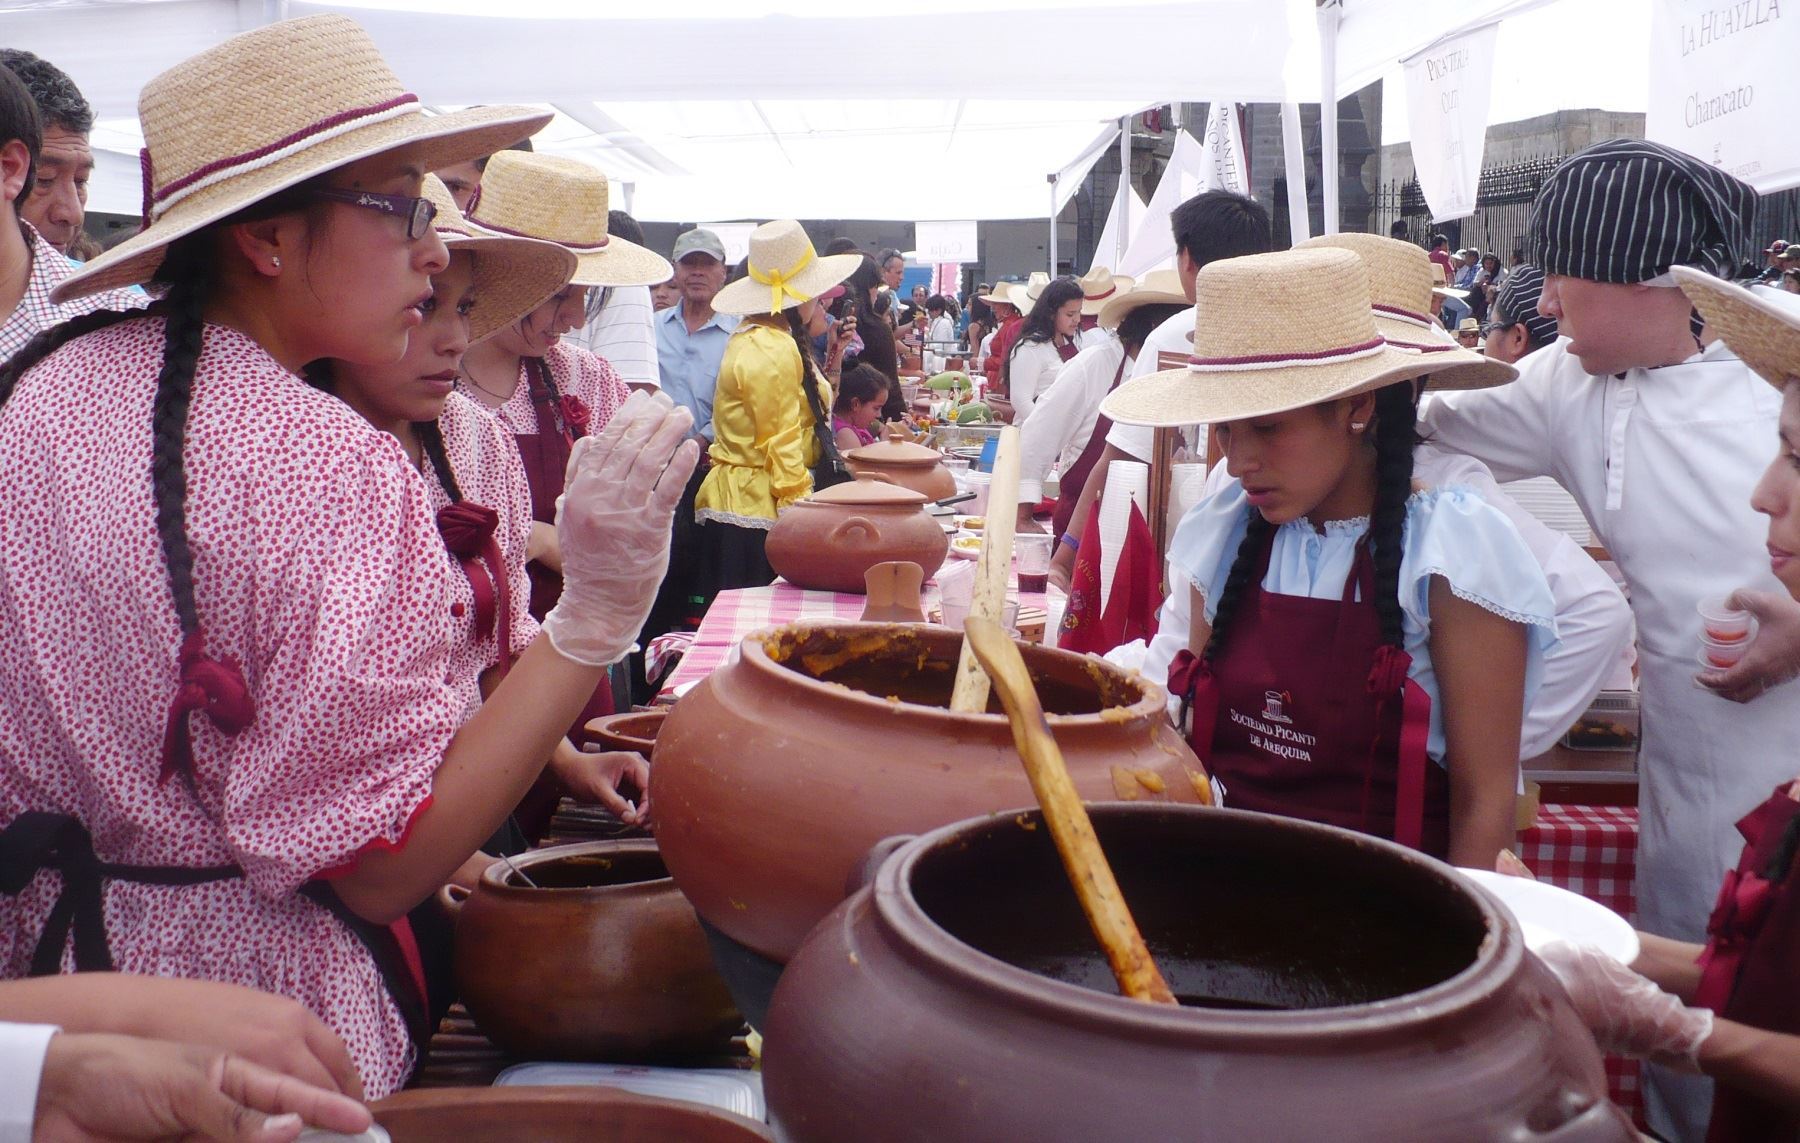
left=496, top=283, right=589, bottom=357
left=290, top=146, right=449, bottom=366
left=851, top=389, right=888, bottom=429
left=1054, top=299, right=1082, bottom=339
left=651, top=280, right=682, bottom=310
left=1750, top=380, right=1800, bottom=598
left=1217, top=399, right=1366, bottom=527
left=335, top=253, right=476, bottom=429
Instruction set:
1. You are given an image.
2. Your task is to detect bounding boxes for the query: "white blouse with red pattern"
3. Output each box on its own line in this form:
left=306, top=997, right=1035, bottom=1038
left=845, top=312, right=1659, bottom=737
left=485, top=342, right=629, bottom=438
left=0, top=318, right=464, bottom=1098
left=429, top=392, right=538, bottom=718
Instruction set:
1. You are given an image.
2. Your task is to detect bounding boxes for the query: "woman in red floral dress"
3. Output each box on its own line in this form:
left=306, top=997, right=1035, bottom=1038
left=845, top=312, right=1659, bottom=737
left=0, top=17, right=698, bottom=1098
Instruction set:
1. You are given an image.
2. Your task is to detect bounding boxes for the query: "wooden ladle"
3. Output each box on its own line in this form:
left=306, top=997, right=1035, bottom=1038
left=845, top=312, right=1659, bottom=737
left=962, top=616, right=1177, bottom=1006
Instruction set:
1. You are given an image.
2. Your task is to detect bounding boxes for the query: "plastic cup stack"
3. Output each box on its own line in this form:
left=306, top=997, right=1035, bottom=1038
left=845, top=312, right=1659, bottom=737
left=1696, top=596, right=1755, bottom=670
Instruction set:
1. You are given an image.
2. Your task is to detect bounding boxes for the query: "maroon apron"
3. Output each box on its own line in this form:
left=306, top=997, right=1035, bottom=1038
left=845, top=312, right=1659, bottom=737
left=1050, top=355, right=1129, bottom=538
left=1695, top=786, right=1800, bottom=1142
left=1166, top=530, right=1447, bottom=857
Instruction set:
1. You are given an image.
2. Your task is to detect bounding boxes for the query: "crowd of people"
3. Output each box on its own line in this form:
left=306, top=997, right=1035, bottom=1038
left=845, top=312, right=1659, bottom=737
left=0, top=14, right=1798, bottom=1142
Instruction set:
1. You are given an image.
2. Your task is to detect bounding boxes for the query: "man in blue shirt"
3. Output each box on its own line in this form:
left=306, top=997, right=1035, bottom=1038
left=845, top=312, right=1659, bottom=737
left=655, top=227, right=740, bottom=441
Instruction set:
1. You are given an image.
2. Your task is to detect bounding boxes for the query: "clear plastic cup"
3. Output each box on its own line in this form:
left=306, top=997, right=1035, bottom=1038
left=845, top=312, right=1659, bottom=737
left=1014, top=533, right=1053, bottom=593
left=965, top=471, right=992, bottom=516
left=1697, top=596, right=1753, bottom=644
left=1698, top=636, right=1751, bottom=670
left=940, top=572, right=1019, bottom=632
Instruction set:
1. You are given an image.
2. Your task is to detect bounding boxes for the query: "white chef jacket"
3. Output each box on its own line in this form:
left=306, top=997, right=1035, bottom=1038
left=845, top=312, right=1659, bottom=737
left=0, top=1023, right=57, bottom=1142
left=1017, top=337, right=1129, bottom=505
left=1006, top=339, right=1074, bottom=428
left=1107, top=306, right=1200, bottom=462
left=1144, top=448, right=1633, bottom=763
left=1420, top=337, right=1795, bottom=948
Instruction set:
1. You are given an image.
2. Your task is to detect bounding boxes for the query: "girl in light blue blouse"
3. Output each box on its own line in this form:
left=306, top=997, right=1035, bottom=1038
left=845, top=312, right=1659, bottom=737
left=1103, top=247, right=1556, bottom=868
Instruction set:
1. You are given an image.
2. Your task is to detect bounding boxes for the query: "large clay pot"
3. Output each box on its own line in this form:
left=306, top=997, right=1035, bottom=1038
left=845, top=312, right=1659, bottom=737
left=373, top=1086, right=772, bottom=1142
left=651, top=622, right=1206, bottom=963
left=765, top=480, right=949, bottom=593
left=585, top=709, right=666, bottom=757
left=842, top=438, right=956, bottom=500
left=443, top=840, right=741, bottom=1060
left=763, top=804, right=1635, bottom=1142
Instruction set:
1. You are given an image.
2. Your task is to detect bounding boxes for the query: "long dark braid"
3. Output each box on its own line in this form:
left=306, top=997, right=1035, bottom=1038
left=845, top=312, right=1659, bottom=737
left=416, top=419, right=464, bottom=503
left=785, top=307, right=833, bottom=434
left=1366, top=383, right=1418, bottom=648
left=1201, top=512, right=1273, bottom=662
left=147, top=237, right=214, bottom=638
left=524, top=355, right=584, bottom=440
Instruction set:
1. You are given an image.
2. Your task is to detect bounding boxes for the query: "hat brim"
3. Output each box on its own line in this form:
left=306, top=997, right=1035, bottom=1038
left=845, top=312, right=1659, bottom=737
left=442, top=233, right=577, bottom=343
left=1674, top=266, right=1800, bottom=391
left=1097, top=289, right=1188, bottom=330
left=1098, top=342, right=1441, bottom=428
left=1368, top=310, right=1516, bottom=391
left=709, top=251, right=862, bottom=316
left=567, top=235, right=672, bottom=289
left=53, top=104, right=552, bottom=304
left=1431, top=285, right=1470, bottom=300
left=1078, top=276, right=1134, bottom=316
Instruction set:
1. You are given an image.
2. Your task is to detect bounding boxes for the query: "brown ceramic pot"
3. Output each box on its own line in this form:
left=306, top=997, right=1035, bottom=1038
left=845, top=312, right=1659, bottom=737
left=373, top=1086, right=772, bottom=1142
left=899, top=350, right=923, bottom=371
left=442, top=840, right=741, bottom=1060
left=763, top=803, right=1635, bottom=1142
left=766, top=480, right=950, bottom=593
left=585, top=709, right=666, bottom=757
left=651, top=622, right=1206, bottom=963
left=842, top=438, right=957, bottom=500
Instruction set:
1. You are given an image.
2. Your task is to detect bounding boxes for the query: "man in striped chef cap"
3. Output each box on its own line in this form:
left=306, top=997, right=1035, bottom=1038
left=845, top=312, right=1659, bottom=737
left=1421, top=138, right=1800, bottom=1141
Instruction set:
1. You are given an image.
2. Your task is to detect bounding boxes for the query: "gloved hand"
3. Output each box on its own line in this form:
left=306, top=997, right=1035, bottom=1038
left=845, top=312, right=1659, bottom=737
left=1697, top=588, right=1800, bottom=702
left=541, top=391, right=700, bottom=667
left=1536, top=939, right=1715, bottom=1072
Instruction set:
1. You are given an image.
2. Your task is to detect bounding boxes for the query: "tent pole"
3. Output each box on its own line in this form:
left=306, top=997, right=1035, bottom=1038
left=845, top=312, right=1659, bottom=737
left=1280, top=103, right=1310, bottom=243
left=1048, top=174, right=1059, bottom=276
left=1117, top=115, right=1130, bottom=269
left=1317, top=0, right=1342, bottom=235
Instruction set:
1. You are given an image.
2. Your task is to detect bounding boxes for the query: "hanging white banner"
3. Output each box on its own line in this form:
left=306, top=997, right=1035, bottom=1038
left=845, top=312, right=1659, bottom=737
left=913, top=220, right=980, bottom=264
left=1118, top=130, right=1207, bottom=280
left=1198, top=100, right=1248, bottom=196
left=1402, top=23, right=1499, bottom=223
left=1647, top=0, right=1799, bottom=194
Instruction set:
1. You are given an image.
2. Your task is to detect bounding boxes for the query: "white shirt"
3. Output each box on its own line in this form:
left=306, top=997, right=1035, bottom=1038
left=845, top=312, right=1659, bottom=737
left=1076, top=325, right=1111, bottom=351
left=0, top=1023, right=57, bottom=1142
left=926, top=314, right=957, bottom=348
left=1421, top=336, right=1797, bottom=942
left=1106, top=306, right=1198, bottom=462
left=565, top=285, right=660, bottom=389
left=1144, top=447, right=1631, bottom=763
left=1017, top=336, right=1129, bottom=504
left=1006, top=338, right=1072, bottom=427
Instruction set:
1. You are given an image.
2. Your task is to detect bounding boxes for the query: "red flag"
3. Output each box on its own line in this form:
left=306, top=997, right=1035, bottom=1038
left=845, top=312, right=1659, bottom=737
left=1056, top=493, right=1109, bottom=653
left=1100, top=500, right=1164, bottom=647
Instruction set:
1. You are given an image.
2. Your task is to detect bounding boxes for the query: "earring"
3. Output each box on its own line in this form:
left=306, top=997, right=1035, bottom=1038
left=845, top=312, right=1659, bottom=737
left=270, top=256, right=282, bottom=271
left=1350, top=421, right=1367, bottom=431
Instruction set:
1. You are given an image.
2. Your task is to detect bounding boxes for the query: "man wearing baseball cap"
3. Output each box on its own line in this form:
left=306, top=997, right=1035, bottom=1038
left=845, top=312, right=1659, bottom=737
left=1420, top=138, right=1800, bottom=1140
left=1757, top=239, right=1790, bottom=284
left=656, top=227, right=739, bottom=442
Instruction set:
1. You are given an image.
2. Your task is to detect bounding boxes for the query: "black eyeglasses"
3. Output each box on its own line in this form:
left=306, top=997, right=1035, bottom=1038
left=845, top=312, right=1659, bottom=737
left=312, top=188, right=438, bottom=240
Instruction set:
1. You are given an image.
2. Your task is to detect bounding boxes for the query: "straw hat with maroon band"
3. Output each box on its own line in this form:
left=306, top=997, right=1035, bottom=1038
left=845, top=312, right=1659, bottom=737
left=1075, top=265, right=1135, bottom=315
left=53, top=14, right=550, bottom=304
left=1096, top=267, right=1189, bottom=330
left=419, top=175, right=575, bottom=342
left=1674, top=266, right=1800, bottom=391
left=1099, top=248, right=1442, bottom=428
left=464, top=151, right=672, bottom=288
left=1299, top=233, right=1517, bottom=391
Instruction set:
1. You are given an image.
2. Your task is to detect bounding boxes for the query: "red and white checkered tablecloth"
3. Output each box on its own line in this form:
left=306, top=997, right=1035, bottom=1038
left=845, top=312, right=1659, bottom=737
left=1518, top=802, right=1643, bottom=1127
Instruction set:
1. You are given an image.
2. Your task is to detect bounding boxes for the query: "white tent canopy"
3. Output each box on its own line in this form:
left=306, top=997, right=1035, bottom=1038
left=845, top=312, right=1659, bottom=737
left=6, top=0, right=1654, bottom=223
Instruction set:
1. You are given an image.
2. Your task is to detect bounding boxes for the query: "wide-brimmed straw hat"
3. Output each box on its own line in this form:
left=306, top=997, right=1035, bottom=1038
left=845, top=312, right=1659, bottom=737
left=53, top=14, right=549, bottom=303
left=1076, top=265, right=1135, bottom=315
left=419, top=175, right=574, bottom=342
left=710, top=220, right=860, bottom=317
left=1298, top=233, right=1516, bottom=390
left=1005, top=271, right=1052, bottom=310
left=1674, top=266, right=1800, bottom=391
left=1430, top=262, right=1470, bottom=300
left=1099, top=248, right=1443, bottom=428
left=978, top=283, right=1019, bottom=308
left=464, top=152, right=671, bottom=289
left=1096, top=267, right=1189, bottom=330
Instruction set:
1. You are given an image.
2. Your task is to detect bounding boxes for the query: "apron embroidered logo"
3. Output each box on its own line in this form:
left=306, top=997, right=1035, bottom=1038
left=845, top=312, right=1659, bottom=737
left=1227, top=703, right=1318, bottom=763
left=1261, top=689, right=1293, bottom=724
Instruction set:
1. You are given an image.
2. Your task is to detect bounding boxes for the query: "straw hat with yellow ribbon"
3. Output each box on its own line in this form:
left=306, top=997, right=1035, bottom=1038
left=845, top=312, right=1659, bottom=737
left=464, top=152, right=671, bottom=289
left=1674, top=266, right=1800, bottom=391
left=1297, top=233, right=1516, bottom=391
left=710, top=219, right=861, bottom=317
left=1096, top=267, right=1189, bottom=330
left=418, top=175, right=575, bottom=342
left=54, top=14, right=550, bottom=304
left=1075, top=265, right=1135, bottom=315
left=1099, top=248, right=1443, bottom=428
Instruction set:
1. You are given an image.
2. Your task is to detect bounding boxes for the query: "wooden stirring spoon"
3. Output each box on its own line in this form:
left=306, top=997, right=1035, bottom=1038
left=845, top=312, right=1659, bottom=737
left=962, top=616, right=1178, bottom=1006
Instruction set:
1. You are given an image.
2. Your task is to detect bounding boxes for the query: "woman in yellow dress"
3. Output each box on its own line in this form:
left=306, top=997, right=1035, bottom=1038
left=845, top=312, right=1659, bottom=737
left=694, top=220, right=860, bottom=597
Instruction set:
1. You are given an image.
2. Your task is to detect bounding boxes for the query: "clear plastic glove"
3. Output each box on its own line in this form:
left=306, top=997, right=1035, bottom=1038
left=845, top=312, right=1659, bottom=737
left=542, top=391, right=701, bottom=667
left=1536, top=939, right=1715, bottom=1072
left=1697, top=588, right=1800, bottom=702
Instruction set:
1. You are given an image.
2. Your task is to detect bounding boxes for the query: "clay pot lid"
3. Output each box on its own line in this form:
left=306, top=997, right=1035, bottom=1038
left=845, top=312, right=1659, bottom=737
left=845, top=439, right=942, bottom=466
left=805, top=478, right=929, bottom=506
